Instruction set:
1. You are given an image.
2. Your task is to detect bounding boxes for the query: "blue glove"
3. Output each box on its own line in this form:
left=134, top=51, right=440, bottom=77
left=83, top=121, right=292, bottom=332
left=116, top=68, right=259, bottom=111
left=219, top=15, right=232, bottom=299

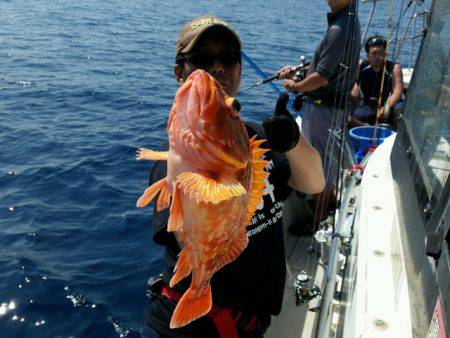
left=262, top=93, right=300, bottom=153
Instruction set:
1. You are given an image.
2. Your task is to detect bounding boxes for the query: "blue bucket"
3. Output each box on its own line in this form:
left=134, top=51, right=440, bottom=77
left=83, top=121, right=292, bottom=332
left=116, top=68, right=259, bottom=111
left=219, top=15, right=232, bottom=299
left=349, top=126, right=394, bottom=163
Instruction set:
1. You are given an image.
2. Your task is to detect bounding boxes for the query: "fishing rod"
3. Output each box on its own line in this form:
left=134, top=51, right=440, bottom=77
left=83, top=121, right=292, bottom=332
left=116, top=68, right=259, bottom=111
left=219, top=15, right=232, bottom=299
left=240, top=51, right=282, bottom=96
left=238, top=73, right=282, bottom=94
left=239, top=53, right=310, bottom=94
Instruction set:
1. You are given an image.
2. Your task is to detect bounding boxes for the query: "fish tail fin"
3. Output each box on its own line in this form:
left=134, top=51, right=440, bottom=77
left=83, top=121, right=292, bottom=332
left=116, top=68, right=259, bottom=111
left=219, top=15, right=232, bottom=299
left=170, top=285, right=212, bottom=329
left=170, top=248, right=192, bottom=287
left=137, top=178, right=167, bottom=208
left=136, top=148, right=169, bottom=161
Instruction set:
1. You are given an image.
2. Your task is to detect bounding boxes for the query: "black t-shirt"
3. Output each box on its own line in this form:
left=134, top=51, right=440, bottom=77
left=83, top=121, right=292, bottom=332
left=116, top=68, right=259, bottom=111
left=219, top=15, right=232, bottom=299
left=148, top=123, right=292, bottom=317
left=359, top=59, right=395, bottom=109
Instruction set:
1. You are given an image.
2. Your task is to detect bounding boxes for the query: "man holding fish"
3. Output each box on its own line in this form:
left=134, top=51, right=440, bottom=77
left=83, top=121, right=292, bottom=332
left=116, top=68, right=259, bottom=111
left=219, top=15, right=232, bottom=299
left=138, top=15, right=324, bottom=338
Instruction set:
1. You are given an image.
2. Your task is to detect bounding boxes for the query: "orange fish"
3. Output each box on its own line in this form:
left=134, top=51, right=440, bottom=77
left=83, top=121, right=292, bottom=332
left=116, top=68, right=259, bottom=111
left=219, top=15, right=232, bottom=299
left=136, top=69, right=269, bottom=328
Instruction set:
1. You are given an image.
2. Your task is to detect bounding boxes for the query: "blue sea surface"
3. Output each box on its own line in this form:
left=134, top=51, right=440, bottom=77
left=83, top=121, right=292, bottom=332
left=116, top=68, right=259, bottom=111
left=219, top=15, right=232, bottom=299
left=0, top=1, right=426, bottom=337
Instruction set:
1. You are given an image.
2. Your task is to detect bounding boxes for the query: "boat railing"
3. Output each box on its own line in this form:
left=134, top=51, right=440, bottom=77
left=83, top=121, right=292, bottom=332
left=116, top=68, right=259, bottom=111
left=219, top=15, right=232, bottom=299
left=315, top=153, right=371, bottom=338
left=392, top=8, right=429, bottom=69
left=315, top=0, right=449, bottom=334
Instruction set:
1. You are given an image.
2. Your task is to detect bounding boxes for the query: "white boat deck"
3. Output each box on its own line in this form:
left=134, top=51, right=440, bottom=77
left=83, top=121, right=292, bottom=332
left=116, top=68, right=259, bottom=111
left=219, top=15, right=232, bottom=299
left=267, top=134, right=415, bottom=338
left=266, top=193, right=326, bottom=338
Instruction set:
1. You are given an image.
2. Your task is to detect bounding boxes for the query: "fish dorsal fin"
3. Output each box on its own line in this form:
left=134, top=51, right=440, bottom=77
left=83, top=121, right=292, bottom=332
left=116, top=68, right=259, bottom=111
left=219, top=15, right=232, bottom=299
left=244, top=136, right=270, bottom=226
left=177, top=172, right=246, bottom=205
left=136, top=148, right=169, bottom=161
left=136, top=178, right=168, bottom=208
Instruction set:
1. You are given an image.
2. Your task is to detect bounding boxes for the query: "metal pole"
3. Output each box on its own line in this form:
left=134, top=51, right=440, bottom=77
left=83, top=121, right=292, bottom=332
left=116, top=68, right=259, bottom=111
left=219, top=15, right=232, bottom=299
left=409, top=14, right=417, bottom=69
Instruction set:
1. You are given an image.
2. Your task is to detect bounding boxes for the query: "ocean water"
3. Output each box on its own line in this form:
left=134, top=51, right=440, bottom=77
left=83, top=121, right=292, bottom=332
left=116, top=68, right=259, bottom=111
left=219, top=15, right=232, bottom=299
left=0, top=1, right=427, bottom=337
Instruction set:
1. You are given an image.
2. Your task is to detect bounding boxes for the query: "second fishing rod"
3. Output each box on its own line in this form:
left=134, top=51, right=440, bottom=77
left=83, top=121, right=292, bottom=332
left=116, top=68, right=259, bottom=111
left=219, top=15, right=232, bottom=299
left=238, top=55, right=310, bottom=94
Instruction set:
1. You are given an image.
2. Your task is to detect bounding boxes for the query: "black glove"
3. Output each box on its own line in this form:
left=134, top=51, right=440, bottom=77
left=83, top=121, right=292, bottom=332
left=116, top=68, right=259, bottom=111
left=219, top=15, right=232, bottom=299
left=262, top=92, right=300, bottom=153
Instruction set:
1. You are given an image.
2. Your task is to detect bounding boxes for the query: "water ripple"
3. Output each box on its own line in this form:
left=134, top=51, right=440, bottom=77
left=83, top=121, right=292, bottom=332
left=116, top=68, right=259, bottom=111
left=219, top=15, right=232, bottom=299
left=0, top=0, right=421, bottom=336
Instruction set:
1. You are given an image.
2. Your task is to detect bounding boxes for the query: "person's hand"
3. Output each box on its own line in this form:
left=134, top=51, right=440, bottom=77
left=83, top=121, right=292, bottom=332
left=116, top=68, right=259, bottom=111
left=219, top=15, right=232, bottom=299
left=377, top=102, right=391, bottom=120
left=381, top=101, right=391, bottom=118
left=278, top=66, right=296, bottom=80
left=284, top=79, right=297, bottom=93
left=262, top=93, right=300, bottom=153
left=350, top=87, right=360, bottom=105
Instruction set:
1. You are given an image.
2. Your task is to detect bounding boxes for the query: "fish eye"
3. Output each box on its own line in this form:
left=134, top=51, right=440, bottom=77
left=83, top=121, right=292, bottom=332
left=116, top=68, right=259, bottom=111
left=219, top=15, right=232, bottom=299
left=225, top=97, right=241, bottom=115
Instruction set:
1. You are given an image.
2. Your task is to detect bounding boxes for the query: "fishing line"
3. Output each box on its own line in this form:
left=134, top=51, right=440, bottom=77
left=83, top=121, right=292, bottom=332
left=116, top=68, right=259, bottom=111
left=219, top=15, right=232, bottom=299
left=360, top=0, right=377, bottom=52
left=390, top=0, right=407, bottom=60
left=304, top=2, right=358, bottom=273
left=241, top=51, right=282, bottom=96
left=336, top=0, right=360, bottom=213
left=373, top=0, right=394, bottom=135
left=303, top=0, right=360, bottom=276
left=330, top=0, right=360, bottom=245
left=391, top=0, right=414, bottom=62
left=240, top=51, right=301, bottom=113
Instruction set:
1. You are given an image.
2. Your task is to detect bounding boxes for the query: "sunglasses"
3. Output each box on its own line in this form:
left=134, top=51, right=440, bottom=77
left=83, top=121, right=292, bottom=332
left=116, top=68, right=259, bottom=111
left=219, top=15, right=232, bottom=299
left=177, top=50, right=241, bottom=68
left=367, top=37, right=387, bottom=49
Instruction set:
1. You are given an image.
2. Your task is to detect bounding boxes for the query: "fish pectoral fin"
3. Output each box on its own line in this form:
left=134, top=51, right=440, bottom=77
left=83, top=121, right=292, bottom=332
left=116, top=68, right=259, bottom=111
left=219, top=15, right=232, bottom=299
left=136, top=148, right=169, bottom=161
left=156, top=180, right=171, bottom=211
left=168, top=182, right=183, bottom=232
left=177, top=172, right=246, bottom=205
left=170, top=285, right=212, bottom=329
left=137, top=178, right=167, bottom=208
left=170, top=248, right=192, bottom=287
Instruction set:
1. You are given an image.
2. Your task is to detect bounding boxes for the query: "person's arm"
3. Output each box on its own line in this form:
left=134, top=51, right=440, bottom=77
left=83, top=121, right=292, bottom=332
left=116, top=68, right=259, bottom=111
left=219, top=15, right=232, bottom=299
left=347, top=115, right=368, bottom=127
left=388, top=64, right=404, bottom=108
left=381, top=63, right=404, bottom=118
left=285, top=136, right=324, bottom=194
left=281, top=25, right=348, bottom=94
left=350, top=82, right=360, bottom=104
left=350, top=60, right=361, bottom=104
left=263, top=93, right=325, bottom=194
left=284, top=72, right=328, bottom=93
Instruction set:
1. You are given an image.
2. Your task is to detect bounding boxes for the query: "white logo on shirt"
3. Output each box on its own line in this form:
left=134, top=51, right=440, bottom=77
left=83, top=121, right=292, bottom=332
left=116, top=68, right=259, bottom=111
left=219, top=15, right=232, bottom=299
left=246, top=159, right=284, bottom=238
left=256, top=159, right=275, bottom=210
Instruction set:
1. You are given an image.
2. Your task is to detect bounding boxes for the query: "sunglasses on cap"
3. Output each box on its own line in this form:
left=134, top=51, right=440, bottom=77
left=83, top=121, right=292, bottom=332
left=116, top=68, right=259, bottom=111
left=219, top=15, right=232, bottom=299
left=176, top=50, right=241, bottom=68
left=365, top=37, right=387, bottom=51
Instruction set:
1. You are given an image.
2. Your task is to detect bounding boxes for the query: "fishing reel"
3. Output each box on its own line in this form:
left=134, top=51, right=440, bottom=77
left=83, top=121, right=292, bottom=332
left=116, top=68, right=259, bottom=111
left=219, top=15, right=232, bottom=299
left=293, top=271, right=321, bottom=306
left=291, top=56, right=308, bottom=82
left=290, top=56, right=309, bottom=111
